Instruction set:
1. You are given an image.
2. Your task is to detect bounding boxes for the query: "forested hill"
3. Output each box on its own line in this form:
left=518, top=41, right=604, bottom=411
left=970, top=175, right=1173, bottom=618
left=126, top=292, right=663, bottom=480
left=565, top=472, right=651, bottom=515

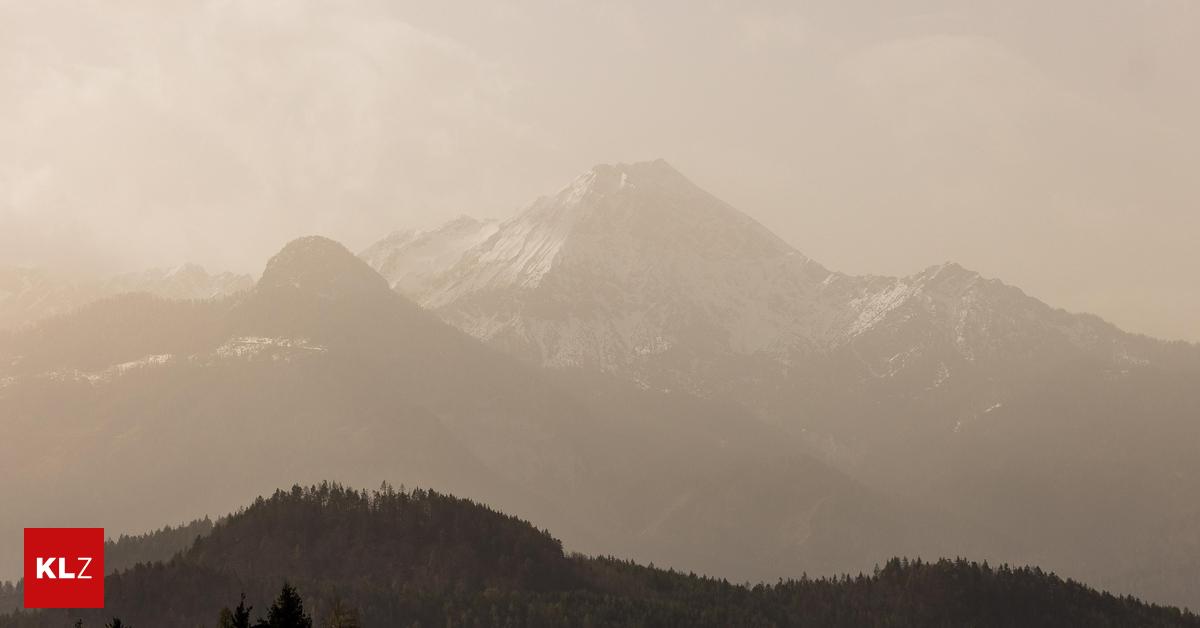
left=2, top=483, right=1196, bottom=628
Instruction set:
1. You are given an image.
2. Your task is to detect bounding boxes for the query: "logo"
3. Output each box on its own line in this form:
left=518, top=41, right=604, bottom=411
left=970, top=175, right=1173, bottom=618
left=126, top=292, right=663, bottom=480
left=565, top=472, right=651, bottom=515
left=23, top=528, right=104, bottom=609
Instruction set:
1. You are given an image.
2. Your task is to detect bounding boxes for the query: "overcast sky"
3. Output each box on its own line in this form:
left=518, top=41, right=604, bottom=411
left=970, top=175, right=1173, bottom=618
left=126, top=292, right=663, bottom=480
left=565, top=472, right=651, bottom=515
left=1, top=0, right=1197, bottom=341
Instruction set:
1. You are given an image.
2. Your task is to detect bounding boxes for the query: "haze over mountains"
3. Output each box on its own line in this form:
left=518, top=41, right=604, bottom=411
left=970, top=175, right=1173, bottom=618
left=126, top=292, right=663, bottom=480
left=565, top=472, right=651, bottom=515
left=362, top=160, right=1200, bottom=607
left=0, top=264, right=252, bottom=331
left=365, top=159, right=1188, bottom=379
left=0, top=234, right=916, bottom=596
left=1, top=160, right=1197, bottom=615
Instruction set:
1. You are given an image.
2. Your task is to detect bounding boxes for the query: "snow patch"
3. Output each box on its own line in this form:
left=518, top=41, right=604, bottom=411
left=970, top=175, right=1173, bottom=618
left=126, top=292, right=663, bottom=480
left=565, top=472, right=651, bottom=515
left=214, top=336, right=327, bottom=360
left=113, top=354, right=173, bottom=374
left=845, top=281, right=916, bottom=337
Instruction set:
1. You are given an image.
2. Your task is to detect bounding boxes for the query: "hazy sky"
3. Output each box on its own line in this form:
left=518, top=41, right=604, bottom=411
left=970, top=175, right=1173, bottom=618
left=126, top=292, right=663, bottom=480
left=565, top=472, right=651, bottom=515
left=1, top=0, right=1197, bottom=341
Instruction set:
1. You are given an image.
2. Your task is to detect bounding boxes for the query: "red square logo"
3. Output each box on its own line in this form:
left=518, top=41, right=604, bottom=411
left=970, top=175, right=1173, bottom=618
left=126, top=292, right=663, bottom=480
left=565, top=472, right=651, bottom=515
left=23, top=528, right=104, bottom=609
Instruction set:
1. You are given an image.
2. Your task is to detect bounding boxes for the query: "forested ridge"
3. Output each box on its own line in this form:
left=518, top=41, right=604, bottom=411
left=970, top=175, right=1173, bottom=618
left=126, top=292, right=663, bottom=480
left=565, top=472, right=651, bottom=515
left=105, top=518, right=214, bottom=574
left=1, top=483, right=1195, bottom=627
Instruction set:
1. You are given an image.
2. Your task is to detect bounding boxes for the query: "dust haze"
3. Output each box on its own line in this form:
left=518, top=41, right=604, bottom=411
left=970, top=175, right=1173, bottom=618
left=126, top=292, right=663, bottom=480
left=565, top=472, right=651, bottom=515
left=3, top=3, right=1200, bottom=625
left=1, top=0, right=1197, bottom=341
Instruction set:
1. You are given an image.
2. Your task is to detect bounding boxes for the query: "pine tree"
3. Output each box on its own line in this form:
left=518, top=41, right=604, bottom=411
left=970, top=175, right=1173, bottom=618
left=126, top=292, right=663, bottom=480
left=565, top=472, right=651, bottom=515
left=219, top=592, right=254, bottom=628
left=260, top=582, right=312, bottom=628
left=236, top=593, right=254, bottom=628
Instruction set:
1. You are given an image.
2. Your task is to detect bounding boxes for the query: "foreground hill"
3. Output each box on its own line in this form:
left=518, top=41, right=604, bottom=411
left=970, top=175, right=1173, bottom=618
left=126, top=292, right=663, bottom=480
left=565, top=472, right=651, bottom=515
left=3, top=483, right=1195, bottom=628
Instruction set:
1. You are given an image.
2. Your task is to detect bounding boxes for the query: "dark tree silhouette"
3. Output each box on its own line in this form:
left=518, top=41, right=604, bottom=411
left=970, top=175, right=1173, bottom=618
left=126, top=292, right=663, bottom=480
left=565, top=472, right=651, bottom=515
left=258, top=583, right=311, bottom=628
left=218, top=593, right=253, bottom=628
left=2, top=484, right=1197, bottom=627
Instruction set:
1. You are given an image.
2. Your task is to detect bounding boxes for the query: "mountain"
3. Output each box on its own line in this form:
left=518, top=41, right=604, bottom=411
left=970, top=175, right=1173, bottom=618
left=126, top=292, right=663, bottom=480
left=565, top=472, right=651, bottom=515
left=366, top=160, right=830, bottom=369
left=361, top=160, right=1200, bottom=609
left=0, top=264, right=252, bottom=331
left=364, top=160, right=1179, bottom=373
left=362, top=160, right=1197, bottom=450
left=0, top=236, right=916, bottom=587
left=3, top=483, right=1196, bottom=628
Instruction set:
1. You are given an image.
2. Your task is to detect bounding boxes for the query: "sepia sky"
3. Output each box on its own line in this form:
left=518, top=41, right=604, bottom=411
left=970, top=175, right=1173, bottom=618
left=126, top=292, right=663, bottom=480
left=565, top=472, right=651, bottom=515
left=0, top=0, right=1197, bottom=341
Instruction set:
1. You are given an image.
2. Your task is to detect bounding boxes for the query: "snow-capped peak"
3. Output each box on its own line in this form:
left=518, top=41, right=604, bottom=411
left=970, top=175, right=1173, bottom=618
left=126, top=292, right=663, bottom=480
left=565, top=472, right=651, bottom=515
left=361, top=160, right=1154, bottom=380
left=556, top=159, right=678, bottom=202
left=409, top=159, right=821, bottom=308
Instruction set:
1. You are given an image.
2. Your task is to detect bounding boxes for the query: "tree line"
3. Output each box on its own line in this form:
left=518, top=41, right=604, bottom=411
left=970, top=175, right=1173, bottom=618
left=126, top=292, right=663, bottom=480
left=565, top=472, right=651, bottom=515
left=1, top=483, right=1195, bottom=627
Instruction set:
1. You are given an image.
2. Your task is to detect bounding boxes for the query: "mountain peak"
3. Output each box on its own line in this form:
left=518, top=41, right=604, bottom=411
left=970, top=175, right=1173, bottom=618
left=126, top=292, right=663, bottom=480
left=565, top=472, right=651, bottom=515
left=445, top=214, right=489, bottom=228
left=259, top=236, right=389, bottom=299
left=921, top=261, right=978, bottom=280
left=558, top=159, right=689, bottom=204
left=164, top=262, right=208, bottom=279
left=589, top=158, right=681, bottom=180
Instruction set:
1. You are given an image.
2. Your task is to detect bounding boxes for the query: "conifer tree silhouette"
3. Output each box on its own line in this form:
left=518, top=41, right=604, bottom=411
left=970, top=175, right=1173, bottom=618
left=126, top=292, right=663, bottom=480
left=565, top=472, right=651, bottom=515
left=219, top=593, right=253, bottom=628
left=257, top=582, right=312, bottom=628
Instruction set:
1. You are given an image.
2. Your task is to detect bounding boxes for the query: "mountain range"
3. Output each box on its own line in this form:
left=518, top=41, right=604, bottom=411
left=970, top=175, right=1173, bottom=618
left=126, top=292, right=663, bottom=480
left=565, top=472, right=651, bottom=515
left=1, top=160, right=1197, bottom=612
left=364, top=160, right=1175, bottom=374
left=0, top=235, right=918, bottom=596
left=361, top=159, right=1200, bottom=608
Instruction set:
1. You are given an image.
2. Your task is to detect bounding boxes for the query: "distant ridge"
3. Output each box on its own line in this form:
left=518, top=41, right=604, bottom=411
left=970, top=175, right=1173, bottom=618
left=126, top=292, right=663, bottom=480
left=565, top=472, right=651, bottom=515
left=0, top=263, right=252, bottom=331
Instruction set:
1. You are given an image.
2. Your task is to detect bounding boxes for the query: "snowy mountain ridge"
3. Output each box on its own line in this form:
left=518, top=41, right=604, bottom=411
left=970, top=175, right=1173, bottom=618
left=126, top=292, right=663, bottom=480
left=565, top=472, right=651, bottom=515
left=360, top=216, right=500, bottom=296
left=362, top=160, right=1151, bottom=380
